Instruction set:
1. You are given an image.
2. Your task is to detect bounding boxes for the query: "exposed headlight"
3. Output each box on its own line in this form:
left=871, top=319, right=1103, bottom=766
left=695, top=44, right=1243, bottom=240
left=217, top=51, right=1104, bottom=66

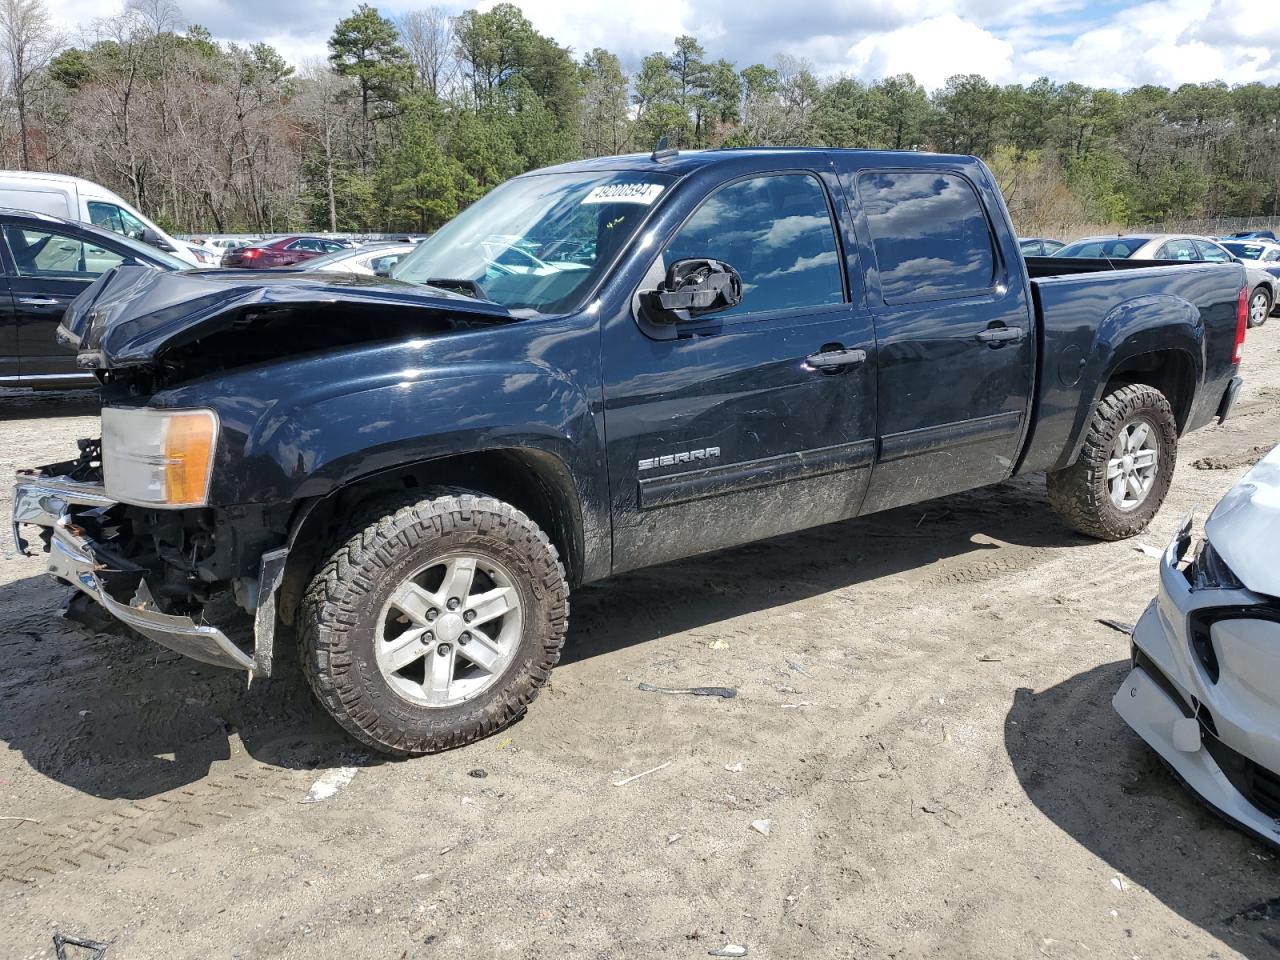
left=102, top=407, right=219, bottom=507
left=1188, top=539, right=1244, bottom=591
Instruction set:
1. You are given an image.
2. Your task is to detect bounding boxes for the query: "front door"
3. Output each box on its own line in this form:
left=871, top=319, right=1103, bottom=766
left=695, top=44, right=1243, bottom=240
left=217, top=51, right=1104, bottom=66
left=841, top=165, right=1034, bottom=514
left=0, top=222, right=126, bottom=378
left=602, top=168, right=878, bottom=573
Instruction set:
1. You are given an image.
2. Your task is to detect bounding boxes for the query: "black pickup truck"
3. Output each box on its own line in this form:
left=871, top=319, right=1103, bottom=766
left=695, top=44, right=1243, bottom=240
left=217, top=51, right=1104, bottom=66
left=13, top=148, right=1247, bottom=755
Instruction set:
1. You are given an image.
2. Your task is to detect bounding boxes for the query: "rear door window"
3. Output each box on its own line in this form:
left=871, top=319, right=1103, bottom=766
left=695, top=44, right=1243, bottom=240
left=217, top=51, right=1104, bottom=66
left=661, top=172, right=845, bottom=319
left=1157, top=239, right=1200, bottom=261
left=858, top=171, right=996, bottom=304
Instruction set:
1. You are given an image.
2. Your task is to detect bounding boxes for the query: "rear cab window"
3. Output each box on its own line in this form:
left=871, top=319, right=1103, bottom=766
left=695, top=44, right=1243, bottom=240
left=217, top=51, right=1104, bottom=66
left=856, top=171, right=997, bottom=304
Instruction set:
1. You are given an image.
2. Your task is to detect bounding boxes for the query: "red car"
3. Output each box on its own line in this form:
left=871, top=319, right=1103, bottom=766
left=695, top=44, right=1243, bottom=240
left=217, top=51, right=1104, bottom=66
left=222, top=236, right=352, bottom=269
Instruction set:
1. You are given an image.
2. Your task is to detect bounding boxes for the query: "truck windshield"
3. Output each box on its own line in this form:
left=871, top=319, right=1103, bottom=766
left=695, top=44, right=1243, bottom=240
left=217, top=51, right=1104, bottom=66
left=391, top=170, right=675, bottom=314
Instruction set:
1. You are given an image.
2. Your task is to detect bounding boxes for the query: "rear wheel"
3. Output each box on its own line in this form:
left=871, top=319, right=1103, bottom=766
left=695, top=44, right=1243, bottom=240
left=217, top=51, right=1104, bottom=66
left=299, top=491, right=568, bottom=756
left=1047, top=383, right=1178, bottom=540
left=1248, top=286, right=1271, bottom=328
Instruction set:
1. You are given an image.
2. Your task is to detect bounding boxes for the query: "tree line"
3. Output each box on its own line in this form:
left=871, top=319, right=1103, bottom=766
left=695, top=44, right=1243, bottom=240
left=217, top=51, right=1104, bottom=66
left=0, top=0, right=1277, bottom=236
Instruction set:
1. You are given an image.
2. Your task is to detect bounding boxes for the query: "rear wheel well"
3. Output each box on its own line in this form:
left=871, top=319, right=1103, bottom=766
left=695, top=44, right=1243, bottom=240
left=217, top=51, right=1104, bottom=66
left=277, top=449, right=584, bottom=626
left=1102, top=349, right=1196, bottom=433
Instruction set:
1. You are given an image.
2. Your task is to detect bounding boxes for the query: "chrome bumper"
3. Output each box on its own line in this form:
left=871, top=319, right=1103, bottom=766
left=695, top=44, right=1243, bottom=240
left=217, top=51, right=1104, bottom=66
left=12, top=474, right=285, bottom=675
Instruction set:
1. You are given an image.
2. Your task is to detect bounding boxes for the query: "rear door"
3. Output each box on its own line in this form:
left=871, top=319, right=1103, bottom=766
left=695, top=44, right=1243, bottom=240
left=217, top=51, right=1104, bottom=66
left=602, top=165, right=878, bottom=572
left=0, top=220, right=128, bottom=378
left=839, top=163, right=1035, bottom=514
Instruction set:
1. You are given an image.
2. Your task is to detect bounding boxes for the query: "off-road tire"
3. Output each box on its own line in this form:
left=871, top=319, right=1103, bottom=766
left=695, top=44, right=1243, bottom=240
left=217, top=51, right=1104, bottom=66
left=299, top=491, right=568, bottom=756
left=1046, top=383, right=1178, bottom=541
left=1248, top=286, right=1272, bottom=328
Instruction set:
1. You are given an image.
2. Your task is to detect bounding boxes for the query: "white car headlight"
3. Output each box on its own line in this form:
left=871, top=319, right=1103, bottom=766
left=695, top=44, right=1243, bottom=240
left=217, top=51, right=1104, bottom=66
left=102, top=407, right=219, bottom=507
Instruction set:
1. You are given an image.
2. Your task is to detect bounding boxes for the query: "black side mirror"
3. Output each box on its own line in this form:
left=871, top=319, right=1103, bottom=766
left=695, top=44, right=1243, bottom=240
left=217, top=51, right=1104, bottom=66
left=141, top=226, right=174, bottom=252
left=647, top=258, right=743, bottom=322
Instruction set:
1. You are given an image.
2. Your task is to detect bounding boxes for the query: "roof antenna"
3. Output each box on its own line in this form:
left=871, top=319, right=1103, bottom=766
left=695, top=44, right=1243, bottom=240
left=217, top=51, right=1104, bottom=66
left=651, top=135, right=678, bottom=162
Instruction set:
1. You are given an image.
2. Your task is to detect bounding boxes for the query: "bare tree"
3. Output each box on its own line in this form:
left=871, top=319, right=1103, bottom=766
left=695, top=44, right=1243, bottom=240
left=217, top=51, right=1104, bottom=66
left=398, top=7, right=456, bottom=98
left=292, top=66, right=357, bottom=233
left=0, top=0, right=60, bottom=169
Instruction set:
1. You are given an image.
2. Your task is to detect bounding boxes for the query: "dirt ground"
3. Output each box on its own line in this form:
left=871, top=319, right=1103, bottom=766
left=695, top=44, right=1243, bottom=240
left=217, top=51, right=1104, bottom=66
left=2, top=326, right=1280, bottom=960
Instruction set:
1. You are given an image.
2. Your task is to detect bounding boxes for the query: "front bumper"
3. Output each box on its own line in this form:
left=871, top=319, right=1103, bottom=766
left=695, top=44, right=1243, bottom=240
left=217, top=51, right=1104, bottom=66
left=1113, top=512, right=1280, bottom=847
left=12, top=474, right=285, bottom=675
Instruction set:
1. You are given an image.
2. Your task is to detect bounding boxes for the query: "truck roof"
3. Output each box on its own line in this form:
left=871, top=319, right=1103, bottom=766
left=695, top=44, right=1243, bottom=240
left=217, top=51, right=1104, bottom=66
left=533, top=147, right=978, bottom=177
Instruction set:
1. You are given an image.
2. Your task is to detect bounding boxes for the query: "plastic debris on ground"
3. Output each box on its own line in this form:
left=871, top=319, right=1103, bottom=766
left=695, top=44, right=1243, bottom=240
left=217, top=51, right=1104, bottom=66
left=54, top=933, right=110, bottom=959
left=708, top=944, right=748, bottom=957
left=1096, top=618, right=1135, bottom=635
left=301, top=766, right=359, bottom=803
left=750, top=819, right=771, bottom=837
left=611, top=759, right=673, bottom=787
left=638, top=681, right=736, bottom=699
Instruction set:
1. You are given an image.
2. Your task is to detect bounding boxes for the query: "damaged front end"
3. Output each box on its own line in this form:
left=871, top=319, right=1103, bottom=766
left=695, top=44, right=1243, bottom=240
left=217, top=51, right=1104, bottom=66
left=15, top=266, right=524, bottom=675
left=13, top=440, right=288, bottom=675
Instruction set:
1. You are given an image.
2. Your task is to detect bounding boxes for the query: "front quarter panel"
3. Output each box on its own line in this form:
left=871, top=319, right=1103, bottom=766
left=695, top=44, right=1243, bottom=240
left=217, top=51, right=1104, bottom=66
left=153, top=314, right=609, bottom=578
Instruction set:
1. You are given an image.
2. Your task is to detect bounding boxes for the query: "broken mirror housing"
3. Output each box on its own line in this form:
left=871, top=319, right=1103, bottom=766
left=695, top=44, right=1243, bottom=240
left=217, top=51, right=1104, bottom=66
left=648, top=258, right=743, bottom=320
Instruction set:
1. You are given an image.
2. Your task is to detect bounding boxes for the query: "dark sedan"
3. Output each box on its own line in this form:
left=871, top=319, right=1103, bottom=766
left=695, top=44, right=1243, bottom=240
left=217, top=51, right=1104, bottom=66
left=222, top=235, right=352, bottom=269
left=0, top=207, right=188, bottom=388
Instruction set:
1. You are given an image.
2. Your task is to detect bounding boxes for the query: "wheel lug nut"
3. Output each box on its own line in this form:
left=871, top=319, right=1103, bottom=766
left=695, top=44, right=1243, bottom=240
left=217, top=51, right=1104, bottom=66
left=463, top=610, right=475, bottom=623
left=426, top=609, right=438, bottom=622
left=447, top=598, right=460, bottom=611
left=422, top=630, right=434, bottom=643
left=459, top=632, right=470, bottom=644
left=437, top=643, right=451, bottom=656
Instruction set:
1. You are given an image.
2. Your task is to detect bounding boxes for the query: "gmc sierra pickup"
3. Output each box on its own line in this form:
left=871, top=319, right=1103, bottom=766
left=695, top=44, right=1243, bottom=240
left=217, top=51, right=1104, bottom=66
left=13, top=148, right=1247, bottom=755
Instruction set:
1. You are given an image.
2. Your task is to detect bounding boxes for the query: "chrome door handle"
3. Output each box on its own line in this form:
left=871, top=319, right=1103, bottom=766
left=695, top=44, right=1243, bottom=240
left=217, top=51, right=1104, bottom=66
left=18, top=297, right=63, bottom=306
left=806, top=347, right=867, bottom=371
left=975, top=326, right=1024, bottom=345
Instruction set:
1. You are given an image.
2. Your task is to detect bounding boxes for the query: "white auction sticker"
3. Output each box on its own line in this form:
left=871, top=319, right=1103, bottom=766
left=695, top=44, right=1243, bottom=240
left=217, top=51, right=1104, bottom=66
left=582, top=183, right=665, bottom=205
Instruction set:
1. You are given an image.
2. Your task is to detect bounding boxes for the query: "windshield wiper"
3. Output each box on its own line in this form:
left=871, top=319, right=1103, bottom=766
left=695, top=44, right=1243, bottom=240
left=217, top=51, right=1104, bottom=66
left=415, top=277, right=490, bottom=301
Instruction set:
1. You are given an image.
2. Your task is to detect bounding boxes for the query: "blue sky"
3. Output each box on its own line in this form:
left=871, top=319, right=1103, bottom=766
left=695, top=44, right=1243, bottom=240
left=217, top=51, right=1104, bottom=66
left=46, top=0, right=1280, bottom=91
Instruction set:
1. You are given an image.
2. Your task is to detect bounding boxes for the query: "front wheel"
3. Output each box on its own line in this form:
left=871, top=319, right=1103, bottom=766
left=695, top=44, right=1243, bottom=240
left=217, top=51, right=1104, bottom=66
left=1047, top=383, right=1178, bottom=540
left=299, top=491, right=568, bottom=756
left=1248, top=286, right=1272, bottom=328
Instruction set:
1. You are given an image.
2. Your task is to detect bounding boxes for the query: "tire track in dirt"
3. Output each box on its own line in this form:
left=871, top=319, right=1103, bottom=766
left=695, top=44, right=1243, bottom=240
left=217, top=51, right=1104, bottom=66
left=0, top=756, right=303, bottom=888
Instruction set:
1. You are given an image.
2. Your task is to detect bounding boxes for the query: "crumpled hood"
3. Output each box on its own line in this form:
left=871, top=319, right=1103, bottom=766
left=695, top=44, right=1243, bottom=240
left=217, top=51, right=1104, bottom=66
left=60, top=265, right=516, bottom=369
left=1205, top=443, right=1280, bottom=598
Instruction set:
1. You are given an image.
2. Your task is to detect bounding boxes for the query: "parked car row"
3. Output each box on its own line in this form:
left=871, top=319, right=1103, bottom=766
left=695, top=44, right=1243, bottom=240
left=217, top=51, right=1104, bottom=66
left=1022, top=231, right=1280, bottom=327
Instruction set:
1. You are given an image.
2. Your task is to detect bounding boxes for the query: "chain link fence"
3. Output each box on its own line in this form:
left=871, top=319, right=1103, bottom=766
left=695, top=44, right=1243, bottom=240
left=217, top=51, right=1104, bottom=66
left=1137, top=216, right=1280, bottom=237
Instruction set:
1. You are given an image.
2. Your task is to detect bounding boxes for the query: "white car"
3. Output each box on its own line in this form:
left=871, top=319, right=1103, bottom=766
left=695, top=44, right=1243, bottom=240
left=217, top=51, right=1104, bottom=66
left=1115, top=445, right=1280, bottom=847
left=0, top=171, right=199, bottom=266
left=295, top=242, right=417, bottom=277
left=1057, top=233, right=1277, bottom=327
left=177, top=239, right=219, bottom=267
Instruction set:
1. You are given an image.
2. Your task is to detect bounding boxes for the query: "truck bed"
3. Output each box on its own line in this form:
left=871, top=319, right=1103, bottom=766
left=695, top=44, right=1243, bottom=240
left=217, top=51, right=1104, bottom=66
left=1017, top=258, right=1245, bottom=475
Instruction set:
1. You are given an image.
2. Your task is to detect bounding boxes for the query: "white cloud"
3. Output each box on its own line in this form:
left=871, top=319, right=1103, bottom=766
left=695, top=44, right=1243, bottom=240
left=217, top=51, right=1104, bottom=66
left=40, top=0, right=1280, bottom=89
left=847, top=14, right=1015, bottom=89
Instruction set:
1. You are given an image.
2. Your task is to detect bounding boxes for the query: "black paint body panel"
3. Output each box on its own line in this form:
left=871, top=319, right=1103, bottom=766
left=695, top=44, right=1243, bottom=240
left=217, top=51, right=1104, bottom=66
left=61, top=148, right=1243, bottom=586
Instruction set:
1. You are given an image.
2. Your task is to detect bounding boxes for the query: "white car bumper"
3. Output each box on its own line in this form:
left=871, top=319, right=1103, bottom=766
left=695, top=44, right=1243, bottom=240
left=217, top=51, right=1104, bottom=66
left=1114, top=513, right=1280, bottom=846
